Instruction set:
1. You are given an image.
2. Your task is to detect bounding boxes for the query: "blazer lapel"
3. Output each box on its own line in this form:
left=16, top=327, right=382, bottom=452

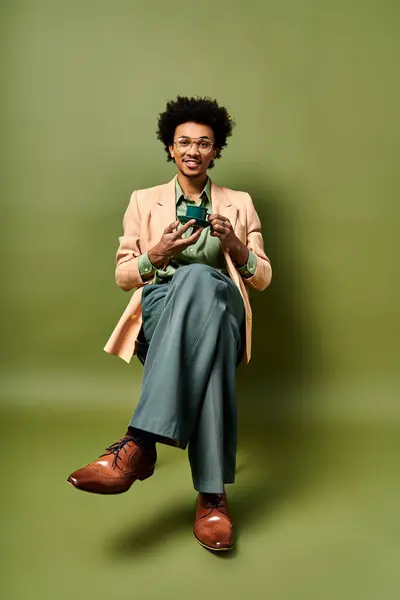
left=210, top=181, right=238, bottom=230
left=155, top=176, right=177, bottom=229
left=154, top=177, right=238, bottom=232
left=210, top=180, right=241, bottom=285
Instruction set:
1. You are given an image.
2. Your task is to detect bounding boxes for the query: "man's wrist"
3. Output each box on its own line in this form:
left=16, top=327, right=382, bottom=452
left=138, top=252, right=156, bottom=280
left=237, top=250, right=257, bottom=278
left=229, top=240, right=249, bottom=267
left=148, top=246, right=167, bottom=269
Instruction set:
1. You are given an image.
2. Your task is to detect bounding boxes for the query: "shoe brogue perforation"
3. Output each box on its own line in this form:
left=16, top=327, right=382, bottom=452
left=67, top=435, right=157, bottom=494
left=194, top=493, right=234, bottom=551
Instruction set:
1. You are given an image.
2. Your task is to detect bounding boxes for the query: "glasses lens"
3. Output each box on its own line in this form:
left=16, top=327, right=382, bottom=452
left=198, top=140, right=212, bottom=152
left=177, top=138, right=190, bottom=149
left=176, top=138, right=213, bottom=153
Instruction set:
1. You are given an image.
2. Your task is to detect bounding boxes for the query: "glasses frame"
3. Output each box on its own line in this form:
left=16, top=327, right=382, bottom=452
left=173, top=136, right=215, bottom=154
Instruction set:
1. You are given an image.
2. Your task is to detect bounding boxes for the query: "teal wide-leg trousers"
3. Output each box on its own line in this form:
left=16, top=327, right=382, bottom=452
left=129, top=264, right=245, bottom=493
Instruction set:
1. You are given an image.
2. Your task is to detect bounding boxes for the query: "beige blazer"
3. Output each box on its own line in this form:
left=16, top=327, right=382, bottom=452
left=104, top=176, right=272, bottom=364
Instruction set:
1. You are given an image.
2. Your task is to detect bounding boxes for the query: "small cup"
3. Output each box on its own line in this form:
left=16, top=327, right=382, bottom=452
left=186, top=205, right=208, bottom=221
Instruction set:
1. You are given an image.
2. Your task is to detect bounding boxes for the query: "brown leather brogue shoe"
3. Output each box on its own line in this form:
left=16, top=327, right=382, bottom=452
left=194, top=492, right=234, bottom=551
left=67, top=436, right=156, bottom=494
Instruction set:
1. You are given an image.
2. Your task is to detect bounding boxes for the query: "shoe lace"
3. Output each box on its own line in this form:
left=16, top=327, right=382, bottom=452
left=203, top=493, right=224, bottom=510
left=102, top=436, right=134, bottom=468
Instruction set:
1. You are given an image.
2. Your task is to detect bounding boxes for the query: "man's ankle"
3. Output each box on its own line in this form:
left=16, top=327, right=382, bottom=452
left=126, top=426, right=158, bottom=451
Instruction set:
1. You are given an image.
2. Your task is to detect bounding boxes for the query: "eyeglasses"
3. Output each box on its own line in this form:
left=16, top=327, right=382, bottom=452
left=174, top=136, right=214, bottom=154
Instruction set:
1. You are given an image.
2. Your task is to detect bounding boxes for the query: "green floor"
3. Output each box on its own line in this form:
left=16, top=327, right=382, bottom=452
left=2, top=398, right=399, bottom=600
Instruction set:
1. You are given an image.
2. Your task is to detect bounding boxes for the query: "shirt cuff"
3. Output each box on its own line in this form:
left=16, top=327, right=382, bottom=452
left=237, top=250, right=257, bottom=279
left=138, top=252, right=156, bottom=280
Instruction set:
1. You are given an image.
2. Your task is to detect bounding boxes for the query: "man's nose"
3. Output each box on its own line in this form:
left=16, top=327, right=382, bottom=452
left=187, top=142, right=200, bottom=156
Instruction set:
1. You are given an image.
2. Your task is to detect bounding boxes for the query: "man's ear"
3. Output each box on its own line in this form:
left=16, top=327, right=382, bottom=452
left=169, top=144, right=175, bottom=159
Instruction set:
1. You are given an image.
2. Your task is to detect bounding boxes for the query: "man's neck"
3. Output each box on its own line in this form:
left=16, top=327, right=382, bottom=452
left=177, top=173, right=208, bottom=198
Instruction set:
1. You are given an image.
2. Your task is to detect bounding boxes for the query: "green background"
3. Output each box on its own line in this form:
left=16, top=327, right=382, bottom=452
left=1, top=1, right=399, bottom=599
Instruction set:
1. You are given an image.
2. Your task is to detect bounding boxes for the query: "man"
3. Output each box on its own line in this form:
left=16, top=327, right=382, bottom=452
left=67, top=96, right=272, bottom=551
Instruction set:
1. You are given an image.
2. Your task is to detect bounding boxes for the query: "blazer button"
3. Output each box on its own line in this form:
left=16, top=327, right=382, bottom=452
left=131, top=315, right=137, bottom=320
left=247, top=315, right=252, bottom=322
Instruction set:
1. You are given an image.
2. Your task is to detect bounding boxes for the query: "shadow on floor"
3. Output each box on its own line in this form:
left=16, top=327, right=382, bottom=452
left=109, top=499, right=194, bottom=558
left=230, top=174, right=319, bottom=534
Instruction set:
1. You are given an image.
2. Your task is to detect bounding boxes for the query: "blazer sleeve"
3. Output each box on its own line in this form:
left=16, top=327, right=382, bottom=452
left=242, top=193, right=272, bottom=291
left=114, top=190, right=145, bottom=291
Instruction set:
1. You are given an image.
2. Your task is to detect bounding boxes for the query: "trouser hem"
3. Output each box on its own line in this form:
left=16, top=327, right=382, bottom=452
left=193, top=477, right=235, bottom=494
left=129, top=417, right=184, bottom=448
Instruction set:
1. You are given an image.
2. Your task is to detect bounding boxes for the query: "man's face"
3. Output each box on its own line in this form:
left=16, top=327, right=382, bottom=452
left=169, top=122, right=217, bottom=178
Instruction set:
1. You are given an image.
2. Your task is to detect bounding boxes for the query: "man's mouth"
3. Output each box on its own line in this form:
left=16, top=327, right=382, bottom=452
left=184, top=160, right=201, bottom=168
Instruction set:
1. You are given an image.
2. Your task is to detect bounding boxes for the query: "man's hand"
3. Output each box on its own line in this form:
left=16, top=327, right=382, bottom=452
left=208, top=213, right=249, bottom=267
left=148, top=219, right=203, bottom=268
left=208, top=213, right=238, bottom=249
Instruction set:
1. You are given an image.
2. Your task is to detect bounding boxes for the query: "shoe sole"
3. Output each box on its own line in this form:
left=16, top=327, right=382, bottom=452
left=66, top=479, right=131, bottom=494
left=194, top=533, right=234, bottom=552
left=66, top=469, right=154, bottom=495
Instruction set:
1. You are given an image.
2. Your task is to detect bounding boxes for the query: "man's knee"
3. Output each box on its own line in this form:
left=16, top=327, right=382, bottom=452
left=173, top=264, right=226, bottom=289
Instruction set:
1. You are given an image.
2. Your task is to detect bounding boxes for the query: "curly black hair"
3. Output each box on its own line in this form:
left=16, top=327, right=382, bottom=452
left=156, top=96, right=235, bottom=169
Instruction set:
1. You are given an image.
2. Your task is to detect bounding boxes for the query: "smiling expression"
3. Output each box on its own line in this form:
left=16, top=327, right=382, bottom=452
left=169, top=122, right=218, bottom=178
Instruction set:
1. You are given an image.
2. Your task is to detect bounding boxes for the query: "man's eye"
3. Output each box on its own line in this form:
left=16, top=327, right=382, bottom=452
left=179, top=140, right=189, bottom=146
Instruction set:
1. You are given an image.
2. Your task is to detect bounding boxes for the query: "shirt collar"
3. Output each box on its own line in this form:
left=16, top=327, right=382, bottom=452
left=175, top=177, right=211, bottom=205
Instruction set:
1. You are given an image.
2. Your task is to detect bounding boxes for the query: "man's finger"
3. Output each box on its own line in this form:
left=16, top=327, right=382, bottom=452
left=165, top=219, right=180, bottom=233
left=174, top=219, right=197, bottom=237
left=187, top=226, right=203, bottom=241
left=208, top=213, right=228, bottom=223
left=210, top=221, right=231, bottom=231
left=179, top=227, right=203, bottom=246
left=211, top=223, right=229, bottom=234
